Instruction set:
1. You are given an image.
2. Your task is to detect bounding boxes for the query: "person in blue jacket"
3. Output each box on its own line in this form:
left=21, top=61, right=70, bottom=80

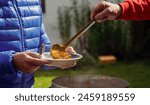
left=0, top=0, right=75, bottom=88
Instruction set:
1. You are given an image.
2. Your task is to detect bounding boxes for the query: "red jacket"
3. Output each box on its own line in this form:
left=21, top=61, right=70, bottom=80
left=119, top=0, right=150, bottom=20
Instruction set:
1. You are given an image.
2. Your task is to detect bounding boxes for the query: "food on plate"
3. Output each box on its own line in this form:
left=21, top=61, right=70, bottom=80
left=51, top=49, right=72, bottom=59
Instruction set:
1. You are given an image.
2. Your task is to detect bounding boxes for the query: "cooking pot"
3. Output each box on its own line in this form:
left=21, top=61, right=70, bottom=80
left=51, top=75, right=129, bottom=88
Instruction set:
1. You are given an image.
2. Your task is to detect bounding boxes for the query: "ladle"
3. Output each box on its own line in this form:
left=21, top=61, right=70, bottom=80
left=51, top=20, right=95, bottom=57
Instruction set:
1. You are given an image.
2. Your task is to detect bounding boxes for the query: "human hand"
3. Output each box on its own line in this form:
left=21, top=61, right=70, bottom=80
left=12, top=52, right=49, bottom=73
left=65, top=46, right=76, bottom=54
left=91, top=1, right=122, bottom=22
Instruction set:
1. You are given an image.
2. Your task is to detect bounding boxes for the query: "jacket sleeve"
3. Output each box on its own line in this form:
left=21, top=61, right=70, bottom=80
left=40, top=23, right=57, bottom=70
left=0, top=51, right=17, bottom=77
left=39, top=23, right=51, bottom=52
left=119, top=0, right=150, bottom=20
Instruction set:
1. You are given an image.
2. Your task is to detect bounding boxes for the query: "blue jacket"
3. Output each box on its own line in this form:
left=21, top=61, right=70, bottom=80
left=0, top=0, right=50, bottom=88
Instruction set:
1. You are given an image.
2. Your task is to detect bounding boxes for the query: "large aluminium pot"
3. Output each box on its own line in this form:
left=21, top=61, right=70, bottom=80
left=51, top=75, right=129, bottom=88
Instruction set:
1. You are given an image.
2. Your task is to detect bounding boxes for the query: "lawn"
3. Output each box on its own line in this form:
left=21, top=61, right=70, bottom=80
left=34, top=60, right=150, bottom=88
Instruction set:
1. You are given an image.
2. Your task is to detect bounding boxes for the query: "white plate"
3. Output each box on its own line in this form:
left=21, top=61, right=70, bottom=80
left=41, top=52, right=83, bottom=68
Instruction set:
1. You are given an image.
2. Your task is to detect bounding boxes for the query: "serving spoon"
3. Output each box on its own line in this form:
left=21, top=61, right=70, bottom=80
left=51, top=20, right=95, bottom=56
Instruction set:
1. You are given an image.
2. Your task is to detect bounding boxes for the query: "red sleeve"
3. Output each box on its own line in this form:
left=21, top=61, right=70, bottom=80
left=119, top=0, right=150, bottom=20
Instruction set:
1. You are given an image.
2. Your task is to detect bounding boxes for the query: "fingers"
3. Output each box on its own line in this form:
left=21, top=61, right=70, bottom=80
left=21, top=64, right=40, bottom=74
left=65, top=46, right=76, bottom=54
left=25, top=52, right=49, bottom=65
left=94, top=8, right=110, bottom=22
left=17, top=62, right=40, bottom=74
left=91, top=1, right=106, bottom=20
left=91, top=1, right=122, bottom=22
left=27, top=57, right=50, bottom=66
left=22, top=52, right=50, bottom=67
left=26, top=52, right=41, bottom=58
left=12, top=52, right=50, bottom=74
left=94, top=6, right=121, bottom=22
left=20, top=58, right=46, bottom=74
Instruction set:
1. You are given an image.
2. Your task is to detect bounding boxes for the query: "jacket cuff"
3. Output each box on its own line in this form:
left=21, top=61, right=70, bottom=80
left=118, top=1, right=130, bottom=19
left=1, top=51, right=18, bottom=74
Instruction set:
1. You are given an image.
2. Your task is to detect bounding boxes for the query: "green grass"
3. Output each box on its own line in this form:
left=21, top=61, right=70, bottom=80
left=34, top=60, right=150, bottom=88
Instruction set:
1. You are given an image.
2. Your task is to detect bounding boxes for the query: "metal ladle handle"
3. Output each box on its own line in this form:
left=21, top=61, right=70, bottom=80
left=63, top=20, right=95, bottom=47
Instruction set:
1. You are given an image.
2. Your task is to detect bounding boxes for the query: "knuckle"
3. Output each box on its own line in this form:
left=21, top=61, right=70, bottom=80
left=106, top=8, right=112, bottom=13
